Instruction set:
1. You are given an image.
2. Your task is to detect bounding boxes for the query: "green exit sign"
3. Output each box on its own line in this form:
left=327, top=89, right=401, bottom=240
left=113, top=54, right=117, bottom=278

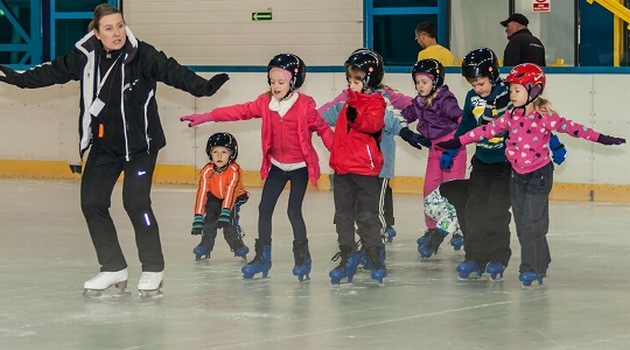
left=251, top=12, right=272, bottom=21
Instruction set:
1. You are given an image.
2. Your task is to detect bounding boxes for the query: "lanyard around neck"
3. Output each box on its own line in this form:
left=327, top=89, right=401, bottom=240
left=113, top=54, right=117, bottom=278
left=96, top=53, right=122, bottom=97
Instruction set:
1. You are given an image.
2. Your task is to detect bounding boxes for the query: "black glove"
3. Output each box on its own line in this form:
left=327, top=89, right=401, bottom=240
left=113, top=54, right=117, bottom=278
left=399, top=127, right=431, bottom=150
left=596, top=134, right=626, bottom=146
left=205, top=73, right=230, bottom=96
left=436, top=138, right=462, bottom=150
left=191, top=214, right=204, bottom=235
left=346, top=105, right=357, bottom=122
left=439, top=148, right=459, bottom=170
left=549, top=134, right=567, bottom=165
left=217, top=209, right=232, bottom=228
left=0, top=65, right=17, bottom=84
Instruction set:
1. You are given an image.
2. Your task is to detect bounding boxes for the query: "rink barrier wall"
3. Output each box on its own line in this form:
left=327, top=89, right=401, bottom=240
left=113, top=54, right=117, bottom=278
left=0, top=159, right=628, bottom=203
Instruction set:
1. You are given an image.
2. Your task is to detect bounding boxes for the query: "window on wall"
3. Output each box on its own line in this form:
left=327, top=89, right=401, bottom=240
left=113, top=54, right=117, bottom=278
left=366, top=0, right=448, bottom=69
left=0, top=0, right=38, bottom=65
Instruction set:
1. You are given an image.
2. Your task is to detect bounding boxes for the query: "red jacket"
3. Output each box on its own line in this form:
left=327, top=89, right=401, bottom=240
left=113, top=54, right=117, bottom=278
left=329, top=89, right=385, bottom=176
left=194, top=162, right=247, bottom=215
left=208, top=92, right=333, bottom=186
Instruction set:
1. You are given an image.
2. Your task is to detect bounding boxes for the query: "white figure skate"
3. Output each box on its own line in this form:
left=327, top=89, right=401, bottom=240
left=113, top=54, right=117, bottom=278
left=83, top=268, right=130, bottom=298
left=138, top=271, right=164, bottom=298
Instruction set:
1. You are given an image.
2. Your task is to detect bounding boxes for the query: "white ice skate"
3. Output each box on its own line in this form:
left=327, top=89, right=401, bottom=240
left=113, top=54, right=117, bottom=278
left=83, top=268, right=130, bottom=298
left=137, top=271, right=164, bottom=298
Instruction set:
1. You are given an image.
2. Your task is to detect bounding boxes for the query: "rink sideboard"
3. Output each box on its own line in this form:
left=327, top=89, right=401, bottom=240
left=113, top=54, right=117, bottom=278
left=1, top=71, right=628, bottom=203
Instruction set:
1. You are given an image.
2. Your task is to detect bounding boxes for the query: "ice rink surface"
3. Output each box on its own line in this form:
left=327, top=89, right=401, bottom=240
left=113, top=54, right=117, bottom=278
left=0, top=179, right=629, bottom=349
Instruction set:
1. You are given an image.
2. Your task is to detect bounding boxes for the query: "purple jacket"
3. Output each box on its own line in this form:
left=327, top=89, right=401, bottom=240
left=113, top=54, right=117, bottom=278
left=401, top=85, right=462, bottom=140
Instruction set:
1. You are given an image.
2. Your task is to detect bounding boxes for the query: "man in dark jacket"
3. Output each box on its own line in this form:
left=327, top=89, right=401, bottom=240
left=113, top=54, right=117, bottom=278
left=500, top=13, right=546, bottom=66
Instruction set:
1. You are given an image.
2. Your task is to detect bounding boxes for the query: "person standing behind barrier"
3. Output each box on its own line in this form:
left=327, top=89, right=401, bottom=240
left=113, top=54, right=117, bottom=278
left=500, top=13, right=546, bottom=66
left=0, top=3, right=230, bottom=297
left=415, top=21, right=455, bottom=66
left=180, top=53, right=334, bottom=283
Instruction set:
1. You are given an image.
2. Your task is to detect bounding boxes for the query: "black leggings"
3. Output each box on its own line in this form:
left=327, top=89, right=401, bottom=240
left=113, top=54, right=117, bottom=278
left=257, top=165, right=309, bottom=244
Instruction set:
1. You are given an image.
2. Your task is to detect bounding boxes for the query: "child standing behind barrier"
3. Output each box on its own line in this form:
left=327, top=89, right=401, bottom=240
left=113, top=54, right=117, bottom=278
left=399, top=58, right=467, bottom=258
left=438, top=63, right=625, bottom=287
left=190, top=132, right=250, bottom=263
left=181, top=53, right=333, bottom=282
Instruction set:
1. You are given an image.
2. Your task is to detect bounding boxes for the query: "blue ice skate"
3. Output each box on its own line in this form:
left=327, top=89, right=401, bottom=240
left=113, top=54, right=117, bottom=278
left=292, top=240, right=312, bottom=282
left=449, top=233, right=464, bottom=251
left=418, top=229, right=447, bottom=258
left=519, top=272, right=545, bottom=288
left=329, top=246, right=362, bottom=284
left=242, top=239, right=271, bottom=279
left=232, top=244, right=249, bottom=260
left=384, top=226, right=397, bottom=243
left=486, top=262, right=505, bottom=281
left=457, top=260, right=483, bottom=280
left=365, top=246, right=387, bottom=285
left=417, top=228, right=436, bottom=247
left=193, top=234, right=215, bottom=261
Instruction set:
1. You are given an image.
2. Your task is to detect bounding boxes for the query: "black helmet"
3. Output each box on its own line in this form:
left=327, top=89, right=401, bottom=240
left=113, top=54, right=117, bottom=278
left=206, top=132, right=238, bottom=165
left=412, top=58, right=444, bottom=94
left=461, top=48, right=500, bottom=83
left=345, top=48, right=384, bottom=89
left=267, top=53, right=306, bottom=90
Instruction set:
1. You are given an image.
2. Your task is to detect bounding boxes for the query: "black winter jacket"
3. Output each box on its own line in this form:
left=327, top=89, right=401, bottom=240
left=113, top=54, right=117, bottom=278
left=2, top=27, right=213, bottom=160
left=503, top=28, right=546, bottom=67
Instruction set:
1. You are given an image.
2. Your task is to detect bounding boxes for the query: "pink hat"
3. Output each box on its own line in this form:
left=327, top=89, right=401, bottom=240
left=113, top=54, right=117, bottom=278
left=269, top=67, right=293, bottom=83
left=414, top=72, right=435, bottom=81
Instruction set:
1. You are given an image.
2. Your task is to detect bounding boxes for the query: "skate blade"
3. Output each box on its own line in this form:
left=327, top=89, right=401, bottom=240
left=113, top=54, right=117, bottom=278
left=138, top=289, right=164, bottom=300
left=297, top=274, right=311, bottom=283
left=83, top=288, right=132, bottom=300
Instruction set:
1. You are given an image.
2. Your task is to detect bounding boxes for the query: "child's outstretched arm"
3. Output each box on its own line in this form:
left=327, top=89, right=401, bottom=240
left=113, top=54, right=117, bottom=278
left=180, top=112, right=214, bottom=127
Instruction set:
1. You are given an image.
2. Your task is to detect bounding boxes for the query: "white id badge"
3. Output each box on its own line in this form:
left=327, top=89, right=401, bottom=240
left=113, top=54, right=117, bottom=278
left=89, top=98, right=105, bottom=116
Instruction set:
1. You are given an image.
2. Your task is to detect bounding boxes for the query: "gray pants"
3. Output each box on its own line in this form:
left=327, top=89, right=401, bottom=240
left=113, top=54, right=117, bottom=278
left=510, top=162, right=553, bottom=274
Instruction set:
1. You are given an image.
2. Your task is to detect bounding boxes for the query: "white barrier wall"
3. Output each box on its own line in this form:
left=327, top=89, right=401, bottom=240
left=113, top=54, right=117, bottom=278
left=1, top=72, right=628, bottom=187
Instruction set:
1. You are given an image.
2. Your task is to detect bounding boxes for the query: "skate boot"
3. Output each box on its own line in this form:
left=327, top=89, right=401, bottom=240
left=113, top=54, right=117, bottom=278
left=138, top=271, right=164, bottom=298
left=362, top=244, right=385, bottom=270
left=231, top=240, right=249, bottom=261
left=457, top=260, right=483, bottom=280
left=83, top=268, right=130, bottom=298
left=241, top=239, right=272, bottom=279
left=329, top=245, right=362, bottom=284
left=193, top=233, right=215, bottom=261
left=418, top=229, right=447, bottom=258
left=292, top=240, right=312, bottom=282
left=519, top=272, right=545, bottom=288
left=486, top=262, right=506, bottom=281
left=449, top=233, right=464, bottom=251
left=384, top=226, right=397, bottom=243
left=365, top=245, right=387, bottom=285
left=417, top=228, right=436, bottom=247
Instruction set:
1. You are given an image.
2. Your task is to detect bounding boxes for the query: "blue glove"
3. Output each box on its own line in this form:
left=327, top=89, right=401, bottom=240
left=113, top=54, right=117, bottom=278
left=549, top=134, right=567, bottom=165
left=191, top=214, right=204, bottom=235
left=439, top=148, right=459, bottom=170
left=399, top=127, right=432, bottom=149
left=217, top=209, right=232, bottom=228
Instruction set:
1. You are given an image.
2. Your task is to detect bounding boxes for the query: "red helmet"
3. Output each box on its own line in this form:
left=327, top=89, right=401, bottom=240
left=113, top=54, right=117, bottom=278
left=505, top=63, right=546, bottom=105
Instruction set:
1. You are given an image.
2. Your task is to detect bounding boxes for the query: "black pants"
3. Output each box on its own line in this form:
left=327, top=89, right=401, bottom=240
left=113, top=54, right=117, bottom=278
left=80, top=148, right=163, bottom=272
left=440, top=179, right=469, bottom=235
left=378, top=177, right=394, bottom=228
left=258, top=165, right=309, bottom=244
left=202, top=193, right=248, bottom=249
left=334, top=173, right=383, bottom=248
left=510, top=162, right=553, bottom=274
left=464, top=156, right=512, bottom=267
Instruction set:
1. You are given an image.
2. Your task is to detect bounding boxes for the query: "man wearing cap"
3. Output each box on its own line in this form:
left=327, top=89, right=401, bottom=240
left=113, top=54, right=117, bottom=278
left=500, top=13, right=546, bottom=67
